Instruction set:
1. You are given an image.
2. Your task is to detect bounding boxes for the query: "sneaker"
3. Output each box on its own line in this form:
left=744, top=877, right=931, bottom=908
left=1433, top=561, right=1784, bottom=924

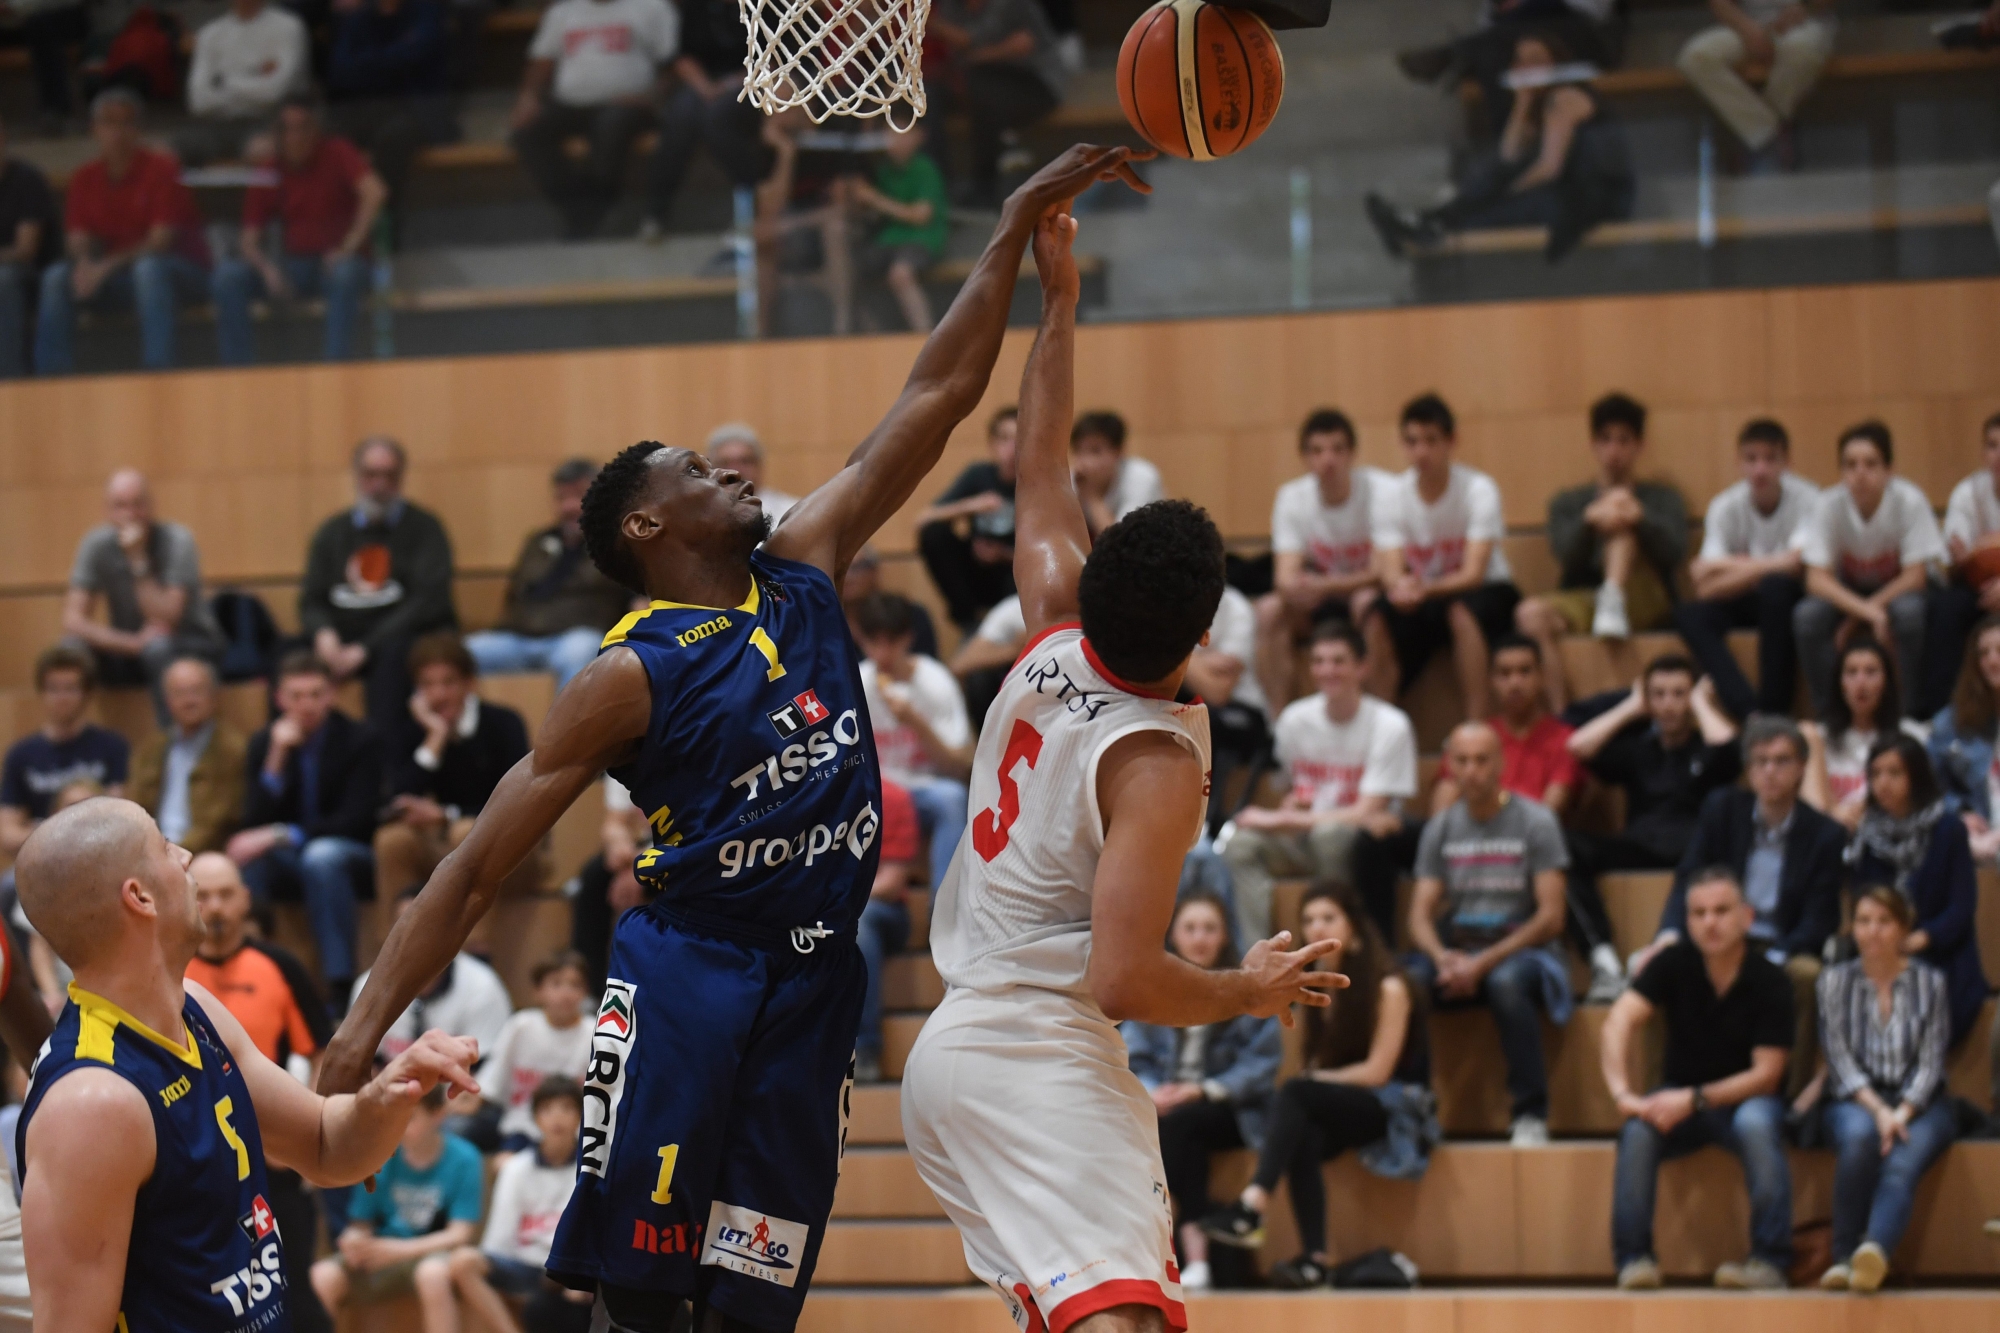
left=1268, top=1256, right=1329, bottom=1289
left=1592, top=583, right=1630, bottom=639
left=1586, top=944, right=1625, bottom=1003
left=1196, top=1202, right=1266, bottom=1250
left=1178, top=1260, right=1212, bottom=1291
left=1510, top=1115, right=1549, bottom=1147
left=1365, top=193, right=1422, bottom=259
left=1714, top=1257, right=1786, bottom=1290
left=1848, top=1242, right=1888, bottom=1293
left=1616, top=1258, right=1662, bottom=1290
left=1819, top=1263, right=1851, bottom=1291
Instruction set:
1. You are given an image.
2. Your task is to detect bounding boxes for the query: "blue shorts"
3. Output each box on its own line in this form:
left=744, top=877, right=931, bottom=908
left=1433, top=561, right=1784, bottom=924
left=546, top=904, right=865, bottom=1331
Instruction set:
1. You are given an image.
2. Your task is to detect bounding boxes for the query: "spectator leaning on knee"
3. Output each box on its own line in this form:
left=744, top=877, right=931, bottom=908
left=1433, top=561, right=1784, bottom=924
left=1068, top=410, right=1162, bottom=540
left=0, top=115, right=61, bottom=380
left=917, top=405, right=1019, bottom=634
left=1677, top=0, right=1835, bottom=167
left=1602, top=867, right=1794, bottom=1291
left=854, top=591, right=973, bottom=894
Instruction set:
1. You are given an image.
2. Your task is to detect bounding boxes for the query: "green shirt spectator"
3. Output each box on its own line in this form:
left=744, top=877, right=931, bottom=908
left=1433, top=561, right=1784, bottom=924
left=871, top=148, right=948, bottom=254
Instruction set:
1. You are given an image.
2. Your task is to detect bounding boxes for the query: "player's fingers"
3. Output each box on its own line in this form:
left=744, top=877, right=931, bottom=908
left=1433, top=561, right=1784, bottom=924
left=1276, top=1005, right=1296, bottom=1029
left=1293, top=987, right=1334, bottom=1007
left=1262, top=930, right=1293, bottom=949
left=1300, top=971, right=1351, bottom=990
left=1291, top=936, right=1345, bottom=963
left=1107, top=158, right=1152, bottom=194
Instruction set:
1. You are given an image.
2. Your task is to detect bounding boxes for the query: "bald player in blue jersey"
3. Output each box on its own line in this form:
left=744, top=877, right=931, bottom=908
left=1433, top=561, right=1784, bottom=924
left=318, top=143, right=1153, bottom=1333
left=12, top=797, right=482, bottom=1333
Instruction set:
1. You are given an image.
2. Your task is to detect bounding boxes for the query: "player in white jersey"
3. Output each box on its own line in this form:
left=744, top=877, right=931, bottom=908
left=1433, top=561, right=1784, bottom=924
left=903, top=205, right=1345, bottom=1333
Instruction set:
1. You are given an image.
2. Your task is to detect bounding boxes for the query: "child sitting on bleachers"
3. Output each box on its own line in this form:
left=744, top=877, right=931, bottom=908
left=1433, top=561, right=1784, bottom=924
left=469, top=951, right=595, bottom=1153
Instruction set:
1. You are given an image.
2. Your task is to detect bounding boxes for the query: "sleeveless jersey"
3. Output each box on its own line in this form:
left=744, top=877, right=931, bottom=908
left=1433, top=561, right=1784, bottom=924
left=930, top=625, right=1212, bottom=997
left=603, top=549, right=883, bottom=937
left=17, top=984, right=289, bottom=1333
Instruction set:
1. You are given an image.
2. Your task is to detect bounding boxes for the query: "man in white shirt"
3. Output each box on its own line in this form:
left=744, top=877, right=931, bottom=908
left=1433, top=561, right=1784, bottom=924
left=1678, top=0, right=1836, bottom=163
left=1673, top=418, right=1817, bottom=720
left=175, top=0, right=308, bottom=165
left=1222, top=620, right=1417, bottom=945
left=1931, top=410, right=2000, bottom=710
left=510, top=0, right=680, bottom=238
left=1255, top=408, right=1385, bottom=712
left=1069, top=410, right=1164, bottom=538
left=1793, top=420, right=1944, bottom=719
left=1188, top=585, right=1268, bottom=834
left=855, top=591, right=974, bottom=892
left=1363, top=392, right=1521, bottom=719
left=706, top=421, right=801, bottom=528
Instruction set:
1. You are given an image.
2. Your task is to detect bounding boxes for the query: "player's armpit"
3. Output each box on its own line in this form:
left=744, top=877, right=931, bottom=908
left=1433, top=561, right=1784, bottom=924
left=22, top=1067, right=153, bottom=1333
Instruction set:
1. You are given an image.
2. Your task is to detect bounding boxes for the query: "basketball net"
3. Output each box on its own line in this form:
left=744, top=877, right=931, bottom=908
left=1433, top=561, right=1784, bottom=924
left=739, top=0, right=929, bottom=129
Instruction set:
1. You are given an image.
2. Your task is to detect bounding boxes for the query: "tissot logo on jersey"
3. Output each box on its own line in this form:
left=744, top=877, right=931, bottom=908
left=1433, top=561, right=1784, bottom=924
left=581, top=981, right=638, bottom=1178
left=701, top=1202, right=809, bottom=1288
left=732, top=706, right=865, bottom=800
left=208, top=1239, right=285, bottom=1318
left=766, top=688, right=831, bottom=739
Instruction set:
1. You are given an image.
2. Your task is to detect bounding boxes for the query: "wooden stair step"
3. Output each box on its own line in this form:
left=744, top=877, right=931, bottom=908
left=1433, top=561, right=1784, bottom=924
left=848, top=1082, right=905, bottom=1145
left=814, top=1220, right=970, bottom=1286
left=882, top=952, right=942, bottom=1011
left=832, top=1146, right=945, bottom=1219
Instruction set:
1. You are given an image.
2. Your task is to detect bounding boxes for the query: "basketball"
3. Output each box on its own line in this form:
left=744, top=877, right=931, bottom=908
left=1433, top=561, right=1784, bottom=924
left=1960, top=542, right=2000, bottom=592
left=1116, top=0, right=1285, bottom=161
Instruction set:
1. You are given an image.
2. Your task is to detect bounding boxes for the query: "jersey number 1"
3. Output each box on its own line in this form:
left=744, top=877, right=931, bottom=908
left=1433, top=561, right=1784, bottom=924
left=971, top=720, right=1044, bottom=862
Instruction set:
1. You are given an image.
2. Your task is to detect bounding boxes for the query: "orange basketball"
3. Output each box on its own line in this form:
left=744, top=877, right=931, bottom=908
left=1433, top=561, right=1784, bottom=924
left=1116, top=0, right=1284, bottom=161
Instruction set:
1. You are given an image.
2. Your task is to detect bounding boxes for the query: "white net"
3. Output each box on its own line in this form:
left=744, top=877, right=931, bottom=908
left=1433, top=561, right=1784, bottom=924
left=738, top=0, right=930, bottom=129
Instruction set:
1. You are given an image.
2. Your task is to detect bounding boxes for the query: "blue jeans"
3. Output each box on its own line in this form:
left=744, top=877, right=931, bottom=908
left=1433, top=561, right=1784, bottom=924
left=212, top=253, right=370, bottom=364
left=1826, top=1096, right=1957, bottom=1261
left=0, top=261, right=29, bottom=378
left=241, top=836, right=373, bottom=985
left=466, top=626, right=605, bottom=694
left=856, top=895, right=910, bottom=1058
left=1612, top=1095, right=1792, bottom=1267
left=1405, top=949, right=1553, bottom=1118
left=35, top=254, right=207, bottom=373
left=906, top=776, right=969, bottom=892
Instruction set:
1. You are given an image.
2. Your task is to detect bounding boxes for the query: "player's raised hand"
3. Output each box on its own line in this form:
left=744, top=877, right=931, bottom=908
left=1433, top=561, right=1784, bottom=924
left=369, top=1030, right=482, bottom=1104
left=1011, top=145, right=1156, bottom=217
left=1239, top=930, right=1350, bottom=1027
left=1032, top=205, right=1080, bottom=303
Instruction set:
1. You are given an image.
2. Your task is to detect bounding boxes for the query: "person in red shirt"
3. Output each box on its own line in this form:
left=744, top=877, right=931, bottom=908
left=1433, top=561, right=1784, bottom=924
left=213, top=94, right=388, bottom=365
left=34, top=87, right=210, bottom=374
left=856, top=778, right=921, bottom=1083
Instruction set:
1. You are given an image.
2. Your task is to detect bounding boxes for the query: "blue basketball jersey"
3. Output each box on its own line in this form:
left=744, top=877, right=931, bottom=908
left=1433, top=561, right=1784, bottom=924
left=18, top=984, right=290, bottom=1333
left=602, top=550, right=883, bottom=936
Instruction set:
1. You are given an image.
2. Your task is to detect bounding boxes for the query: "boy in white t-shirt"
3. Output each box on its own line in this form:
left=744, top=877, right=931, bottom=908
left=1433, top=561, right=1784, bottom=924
left=475, top=951, right=593, bottom=1152
left=1363, top=393, right=1521, bottom=718
left=1254, top=408, right=1387, bottom=711
left=1793, top=420, right=1945, bottom=718
left=1932, top=410, right=2000, bottom=709
left=1221, top=621, right=1418, bottom=945
left=855, top=591, right=974, bottom=891
left=1069, top=410, right=1164, bottom=538
left=1673, top=418, right=1817, bottom=720
left=1187, top=584, right=1270, bottom=834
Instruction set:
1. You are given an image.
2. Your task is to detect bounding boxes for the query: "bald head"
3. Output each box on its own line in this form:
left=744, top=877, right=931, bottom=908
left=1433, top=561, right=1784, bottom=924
left=191, top=852, right=253, bottom=956
left=16, top=798, right=197, bottom=973
left=1445, top=721, right=1504, bottom=809
left=105, top=468, right=151, bottom=529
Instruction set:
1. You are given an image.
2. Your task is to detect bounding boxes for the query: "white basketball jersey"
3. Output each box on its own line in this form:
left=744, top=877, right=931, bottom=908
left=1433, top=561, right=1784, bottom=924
left=930, top=626, right=1212, bottom=999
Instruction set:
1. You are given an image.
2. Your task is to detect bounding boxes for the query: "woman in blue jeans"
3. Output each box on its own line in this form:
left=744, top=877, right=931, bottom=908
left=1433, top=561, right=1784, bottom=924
left=1927, top=613, right=2000, bottom=864
left=1815, top=886, right=1957, bottom=1293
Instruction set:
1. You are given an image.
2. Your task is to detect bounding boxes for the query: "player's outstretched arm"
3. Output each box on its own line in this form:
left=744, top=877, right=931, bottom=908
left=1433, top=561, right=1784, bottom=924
left=1011, top=205, right=1088, bottom=638
left=1087, top=731, right=1348, bottom=1027
left=21, top=1067, right=154, bottom=1332
left=317, top=649, right=652, bottom=1097
left=765, top=144, right=1151, bottom=585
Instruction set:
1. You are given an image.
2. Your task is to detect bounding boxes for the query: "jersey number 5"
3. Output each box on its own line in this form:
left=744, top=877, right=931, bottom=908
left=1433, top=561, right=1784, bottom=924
left=215, top=1097, right=250, bottom=1181
left=971, top=720, right=1044, bottom=862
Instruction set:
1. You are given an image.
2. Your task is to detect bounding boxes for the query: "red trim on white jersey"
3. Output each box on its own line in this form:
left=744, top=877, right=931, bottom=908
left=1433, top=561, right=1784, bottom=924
left=1012, top=620, right=1082, bottom=670
left=1081, top=638, right=1177, bottom=702
left=1047, top=1278, right=1189, bottom=1333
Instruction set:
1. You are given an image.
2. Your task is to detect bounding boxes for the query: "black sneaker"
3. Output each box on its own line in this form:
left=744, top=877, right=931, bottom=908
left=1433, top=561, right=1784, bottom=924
left=1196, top=1202, right=1265, bottom=1250
left=1365, top=193, right=1431, bottom=259
left=1268, top=1256, right=1329, bottom=1290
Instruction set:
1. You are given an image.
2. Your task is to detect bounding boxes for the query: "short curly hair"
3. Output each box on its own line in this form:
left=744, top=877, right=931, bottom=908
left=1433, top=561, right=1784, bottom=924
left=582, top=441, right=667, bottom=594
left=1078, top=500, right=1225, bottom=685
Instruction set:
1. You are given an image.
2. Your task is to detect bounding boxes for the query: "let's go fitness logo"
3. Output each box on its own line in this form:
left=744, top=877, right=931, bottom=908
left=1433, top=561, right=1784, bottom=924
left=701, top=1202, right=809, bottom=1288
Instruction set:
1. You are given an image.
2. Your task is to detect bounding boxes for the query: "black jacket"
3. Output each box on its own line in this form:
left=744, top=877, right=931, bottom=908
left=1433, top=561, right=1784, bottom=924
left=385, top=698, right=528, bottom=818
left=1663, top=787, right=1844, bottom=959
left=244, top=711, right=384, bottom=845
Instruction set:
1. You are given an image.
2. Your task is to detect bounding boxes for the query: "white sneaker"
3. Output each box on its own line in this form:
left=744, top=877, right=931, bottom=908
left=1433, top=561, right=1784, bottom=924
left=1592, top=583, right=1630, bottom=639
left=1819, top=1263, right=1851, bottom=1290
left=1849, top=1242, right=1888, bottom=1293
left=1510, top=1115, right=1549, bottom=1147
left=1179, top=1260, right=1212, bottom=1291
left=1586, top=944, right=1625, bottom=1003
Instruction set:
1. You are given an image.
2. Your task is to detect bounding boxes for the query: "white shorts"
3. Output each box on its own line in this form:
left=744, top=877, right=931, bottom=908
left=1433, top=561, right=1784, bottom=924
left=902, top=986, right=1187, bottom=1333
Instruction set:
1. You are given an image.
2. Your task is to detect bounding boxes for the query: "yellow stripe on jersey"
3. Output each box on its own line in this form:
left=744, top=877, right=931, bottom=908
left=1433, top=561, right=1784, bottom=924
left=601, top=579, right=764, bottom=649
left=68, top=982, right=202, bottom=1069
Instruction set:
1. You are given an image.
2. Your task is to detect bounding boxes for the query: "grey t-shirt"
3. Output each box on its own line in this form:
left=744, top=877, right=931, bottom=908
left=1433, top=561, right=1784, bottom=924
left=70, top=520, right=222, bottom=643
left=934, top=0, right=1066, bottom=97
left=1415, top=794, right=1569, bottom=948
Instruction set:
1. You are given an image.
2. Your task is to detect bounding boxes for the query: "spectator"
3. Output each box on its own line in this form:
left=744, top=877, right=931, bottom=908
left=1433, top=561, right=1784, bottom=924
left=309, top=1084, right=484, bottom=1322
left=706, top=423, right=800, bottom=527
left=300, top=436, right=458, bottom=728
left=1406, top=721, right=1569, bottom=1146
left=130, top=656, right=248, bottom=855
left=0, top=116, right=61, bottom=379
left=925, top=0, right=1067, bottom=207
left=1600, top=868, right=1793, bottom=1291
left=1929, top=613, right=2000, bottom=863
left=229, top=651, right=383, bottom=997
left=1223, top=621, right=1417, bottom=944
left=1794, top=421, right=1943, bottom=720
left=185, top=851, right=335, bottom=1333
left=1254, top=409, right=1385, bottom=711
left=35, top=88, right=209, bottom=375
left=857, top=780, right=921, bottom=1083
left=1122, top=892, right=1280, bottom=1292
left=1673, top=418, right=1816, bottom=720
left=0, top=646, right=129, bottom=859
left=511, top=0, right=679, bottom=240
left=948, top=590, right=1022, bottom=731
left=917, top=405, right=1018, bottom=633
left=326, top=0, right=460, bottom=231
left=841, top=548, right=942, bottom=660
left=1516, top=393, right=1687, bottom=709
left=748, top=109, right=857, bottom=338
left=474, top=953, right=592, bottom=1153
left=4, top=0, right=88, bottom=135
left=640, top=0, right=769, bottom=240
left=353, top=884, right=515, bottom=1057
left=1190, top=585, right=1270, bottom=835
left=855, top=592, right=973, bottom=892
left=1803, top=639, right=1923, bottom=831
left=1363, top=393, right=1520, bottom=721
left=1931, top=411, right=2000, bottom=710
left=1846, top=735, right=1988, bottom=1046
left=570, top=775, right=650, bottom=985
left=846, top=124, right=950, bottom=333
left=1197, top=882, right=1433, bottom=1290
left=439, top=1078, right=595, bottom=1333
left=213, top=95, right=387, bottom=365
left=1814, top=887, right=1957, bottom=1294
left=1069, top=410, right=1163, bottom=540
left=373, top=632, right=537, bottom=918
left=1678, top=0, right=1835, bottom=168
left=467, top=458, right=631, bottom=692
left=1396, top=0, right=1620, bottom=96
left=174, top=0, right=309, bottom=165
left=62, top=467, right=227, bottom=715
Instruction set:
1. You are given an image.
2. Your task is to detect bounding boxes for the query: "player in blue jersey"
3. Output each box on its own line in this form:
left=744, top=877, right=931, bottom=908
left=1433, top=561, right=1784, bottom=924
left=318, top=143, right=1152, bottom=1333
left=12, top=797, right=482, bottom=1333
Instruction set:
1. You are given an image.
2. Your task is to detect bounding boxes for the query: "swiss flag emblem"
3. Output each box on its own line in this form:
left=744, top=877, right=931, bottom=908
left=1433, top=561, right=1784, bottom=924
left=793, top=690, right=829, bottom=725
left=251, top=1195, right=275, bottom=1237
